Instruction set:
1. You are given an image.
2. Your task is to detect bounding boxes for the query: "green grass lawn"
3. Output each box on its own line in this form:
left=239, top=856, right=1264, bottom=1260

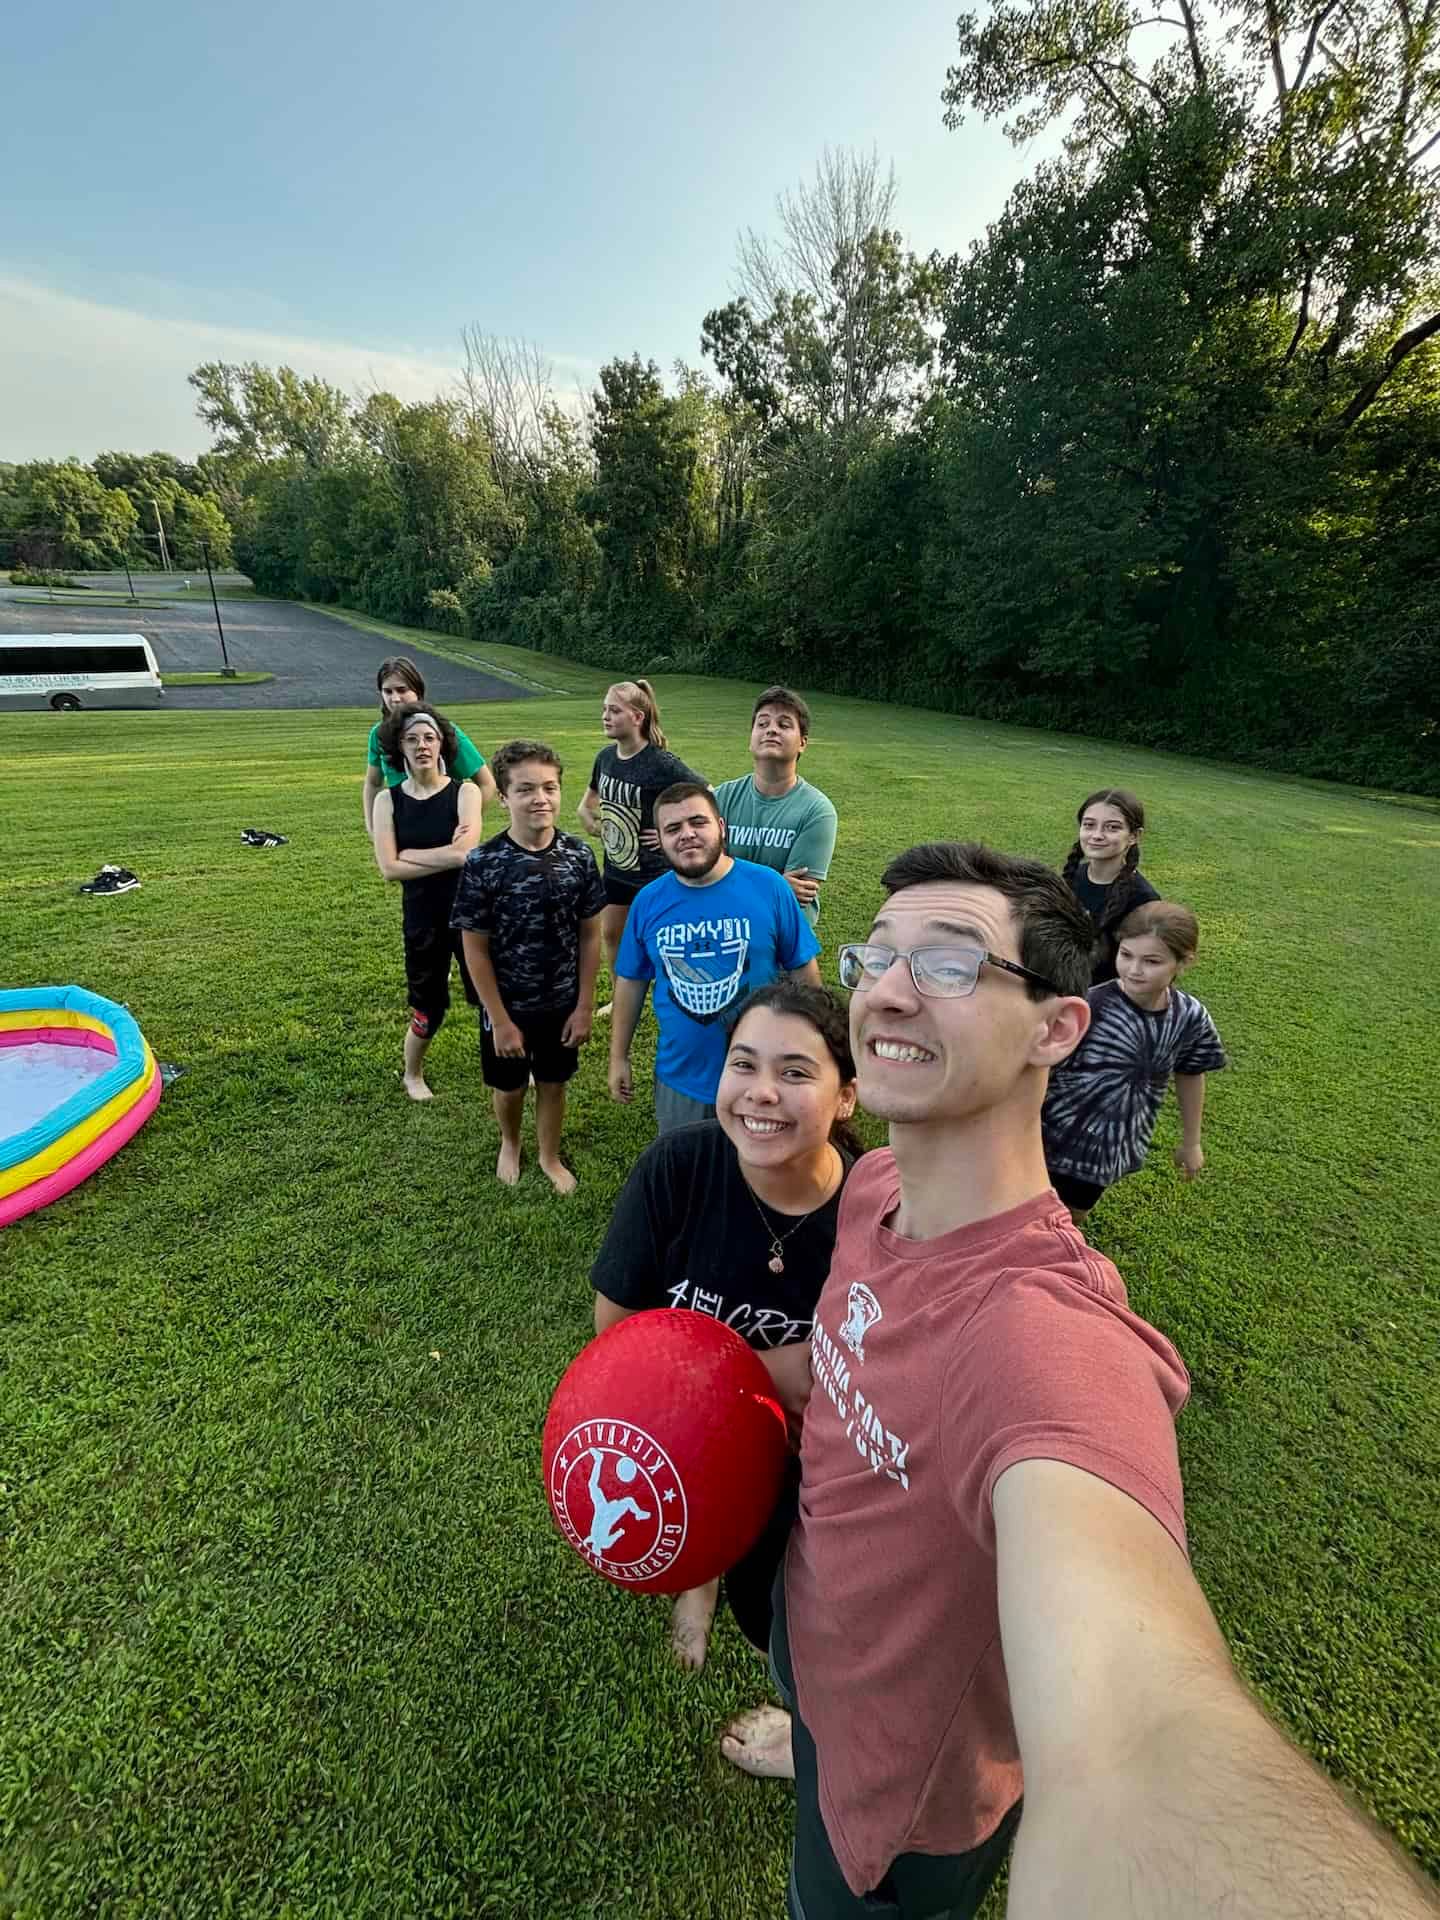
left=7, top=587, right=262, bottom=609
left=163, top=671, right=274, bottom=687
left=2, top=668, right=1437, bottom=1918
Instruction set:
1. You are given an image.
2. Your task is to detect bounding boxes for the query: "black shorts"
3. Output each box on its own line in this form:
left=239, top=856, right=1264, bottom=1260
left=602, top=867, right=651, bottom=909
left=480, top=1006, right=580, bottom=1091
left=403, top=921, right=478, bottom=1028
left=1050, top=1170, right=1107, bottom=1215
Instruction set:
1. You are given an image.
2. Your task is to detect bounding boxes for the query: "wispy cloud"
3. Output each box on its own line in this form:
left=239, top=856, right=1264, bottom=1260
left=0, top=274, right=595, bottom=462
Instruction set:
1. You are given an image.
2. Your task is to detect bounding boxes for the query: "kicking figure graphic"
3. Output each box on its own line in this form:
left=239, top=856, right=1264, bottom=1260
left=584, top=1450, right=652, bottom=1555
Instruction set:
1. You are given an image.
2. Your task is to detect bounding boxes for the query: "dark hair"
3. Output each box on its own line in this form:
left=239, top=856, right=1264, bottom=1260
left=608, top=679, right=667, bottom=749
left=751, top=685, right=812, bottom=738
left=491, top=739, right=563, bottom=795
left=377, top=703, right=458, bottom=775
left=1061, top=788, right=1148, bottom=938
left=375, top=656, right=426, bottom=707
left=879, top=841, right=1095, bottom=1000
left=1116, top=899, right=1199, bottom=963
left=654, top=781, right=721, bottom=824
left=728, top=981, right=865, bottom=1161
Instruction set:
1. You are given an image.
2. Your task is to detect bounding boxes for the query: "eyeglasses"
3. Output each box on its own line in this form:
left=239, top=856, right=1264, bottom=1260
left=837, top=942, right=1063, bottom=1000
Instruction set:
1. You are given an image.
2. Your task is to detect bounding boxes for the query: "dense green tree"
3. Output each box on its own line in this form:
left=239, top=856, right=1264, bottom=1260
left=585, top=356, right=702, bottom=597
left=1, top=461, right=139, bottom=570
left=703, top=151, right=941, bottom=439
left=91, top=449, right=234, bottom=568
left=188, top=362, right=356, bottom=466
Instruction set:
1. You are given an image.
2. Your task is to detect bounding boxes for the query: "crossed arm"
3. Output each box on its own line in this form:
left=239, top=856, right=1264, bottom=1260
left=370, top=786, right=482, bottom=882
left=995, top=1460, right=1438, bottom=1918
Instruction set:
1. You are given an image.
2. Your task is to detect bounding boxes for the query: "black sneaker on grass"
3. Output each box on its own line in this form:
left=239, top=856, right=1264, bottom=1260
left=240, top=827, right=289, bottom=848
left=79, top=864, right=140, bottom=895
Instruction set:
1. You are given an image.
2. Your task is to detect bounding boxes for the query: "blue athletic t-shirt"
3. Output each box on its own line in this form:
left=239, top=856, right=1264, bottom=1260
left=615, top=859, right=821, bottom=1103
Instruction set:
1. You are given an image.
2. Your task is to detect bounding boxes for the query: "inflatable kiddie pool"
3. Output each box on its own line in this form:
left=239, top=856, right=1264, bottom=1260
left=0, top=987, right=162, bottom=1227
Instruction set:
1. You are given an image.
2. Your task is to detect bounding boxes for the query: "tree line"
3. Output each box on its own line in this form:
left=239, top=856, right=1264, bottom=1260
left=7, top=0, right=1437, bottom=793
left=0, top=451, right=234, bottom=575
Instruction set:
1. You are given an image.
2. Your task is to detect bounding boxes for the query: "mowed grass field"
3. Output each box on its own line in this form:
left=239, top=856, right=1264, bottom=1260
left=2, top=655, right=1438, bottom=1919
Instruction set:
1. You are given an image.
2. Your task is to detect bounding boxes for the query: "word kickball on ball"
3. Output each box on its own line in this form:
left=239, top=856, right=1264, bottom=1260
left=543, top=1309, right=788, bottom=1596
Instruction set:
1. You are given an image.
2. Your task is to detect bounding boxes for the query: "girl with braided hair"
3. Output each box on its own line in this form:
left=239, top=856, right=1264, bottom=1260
left=1061, top=787, right=1160, bottom=984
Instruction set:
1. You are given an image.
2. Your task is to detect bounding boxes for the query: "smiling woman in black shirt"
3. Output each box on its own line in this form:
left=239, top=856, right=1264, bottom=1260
left=590, top=980, right=862, bottom=1673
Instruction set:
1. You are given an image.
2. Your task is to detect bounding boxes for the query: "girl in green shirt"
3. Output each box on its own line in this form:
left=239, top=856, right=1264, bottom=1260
left=362, top=655, right=496, bottom=834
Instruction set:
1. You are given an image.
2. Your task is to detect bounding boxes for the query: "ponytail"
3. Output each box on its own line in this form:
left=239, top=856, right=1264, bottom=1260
left=609, top=679, right=667, bottom=749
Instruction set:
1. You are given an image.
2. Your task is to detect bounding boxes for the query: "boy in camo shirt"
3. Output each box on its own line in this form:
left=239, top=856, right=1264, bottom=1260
left=452, top=741, right=605, bottom=1194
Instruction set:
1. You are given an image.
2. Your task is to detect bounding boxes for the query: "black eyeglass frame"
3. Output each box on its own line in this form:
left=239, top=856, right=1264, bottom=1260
left=837, top=942, right=1064, bottom=1001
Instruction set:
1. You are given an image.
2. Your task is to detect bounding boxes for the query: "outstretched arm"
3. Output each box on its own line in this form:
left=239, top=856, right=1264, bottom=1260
left=996, top=1459, right=1438, bottom=1919
left=1173, top=1073, right=1206, bottom=1178
left=607, top=974, right=648, bottom=1103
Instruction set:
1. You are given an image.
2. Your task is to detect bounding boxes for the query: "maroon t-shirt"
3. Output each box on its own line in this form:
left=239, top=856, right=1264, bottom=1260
left=786, top=1152, right=1191, bottom=1895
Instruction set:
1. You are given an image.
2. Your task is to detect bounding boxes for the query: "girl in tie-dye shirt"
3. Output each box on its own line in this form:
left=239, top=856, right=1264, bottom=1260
left=1042, top=900, right=1227, bottom=1223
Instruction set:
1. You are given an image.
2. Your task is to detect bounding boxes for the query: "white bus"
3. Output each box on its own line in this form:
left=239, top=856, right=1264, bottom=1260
left=0, top=634, right=165, bottom=711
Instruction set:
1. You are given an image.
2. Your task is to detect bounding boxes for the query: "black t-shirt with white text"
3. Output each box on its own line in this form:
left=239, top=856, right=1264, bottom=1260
left=590, top=1122, right=853, bottom=1348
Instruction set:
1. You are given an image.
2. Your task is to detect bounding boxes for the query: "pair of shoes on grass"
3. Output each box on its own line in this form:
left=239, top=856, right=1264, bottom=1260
left=240, top=826, right=288, bottom=848
left=78, top=864, right=140, bottom=896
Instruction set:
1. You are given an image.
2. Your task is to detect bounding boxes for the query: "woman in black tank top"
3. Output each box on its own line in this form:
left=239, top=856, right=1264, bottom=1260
left=370, top=705, right=484, bottom=1100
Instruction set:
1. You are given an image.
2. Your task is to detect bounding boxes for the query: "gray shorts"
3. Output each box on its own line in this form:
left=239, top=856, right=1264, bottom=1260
left=653, top=1078, right=716, bottom=1136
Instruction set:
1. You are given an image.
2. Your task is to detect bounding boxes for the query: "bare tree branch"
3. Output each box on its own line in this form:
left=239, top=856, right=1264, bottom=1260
left=1293, top=0, right=1340, bottom=93
left=1327, top=309, right=1440, bottom=436
left=1267, top=0, right=1291, bottom=106
left=1282, top=265, right=1314, bottom=367
left=455, top=329, right=559, bottom=497
left=1174, top=0, right=1208, bottom=86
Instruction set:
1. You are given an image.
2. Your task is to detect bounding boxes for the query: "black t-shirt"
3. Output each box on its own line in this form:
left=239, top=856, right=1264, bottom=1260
left=590, top=1122, right=853, bottom=1348
left=588, top=742, right=704, bottom=882
left=1069, top=863, right=1160, bottom=982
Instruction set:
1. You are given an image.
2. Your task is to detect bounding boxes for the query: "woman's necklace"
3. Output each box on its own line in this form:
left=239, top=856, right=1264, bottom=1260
left=743, top=1149, right=838, bottom=1275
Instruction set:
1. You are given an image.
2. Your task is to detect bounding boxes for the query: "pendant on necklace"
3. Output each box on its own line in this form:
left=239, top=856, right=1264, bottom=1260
left=768, top=1252, right=785, bottom=1275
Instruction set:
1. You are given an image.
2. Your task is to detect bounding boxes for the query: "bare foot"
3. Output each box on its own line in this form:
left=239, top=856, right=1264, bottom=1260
left=496, top=1142, right=522, bottom=1185
left=670, top=1579, right=719, bottom=1671
left=594, top=1001, right=613, bottom=1020
left=720, top=1705, right=795, bottom=1779
left=403, top=1074, right=434, bottom=1103
left=539, top=1158, right=577, bottom=1196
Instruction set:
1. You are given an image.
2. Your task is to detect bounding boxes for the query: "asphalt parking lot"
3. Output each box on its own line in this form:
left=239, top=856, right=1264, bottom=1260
left=0, top=595, right=530, bottom=710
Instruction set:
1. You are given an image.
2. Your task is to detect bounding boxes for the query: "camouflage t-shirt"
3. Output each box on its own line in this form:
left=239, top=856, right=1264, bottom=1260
left=450, top=830, right=605, bottom=1016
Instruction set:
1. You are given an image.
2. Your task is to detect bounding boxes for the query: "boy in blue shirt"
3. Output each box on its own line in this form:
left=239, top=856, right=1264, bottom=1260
left=608, top=783, right=822, bottom=1134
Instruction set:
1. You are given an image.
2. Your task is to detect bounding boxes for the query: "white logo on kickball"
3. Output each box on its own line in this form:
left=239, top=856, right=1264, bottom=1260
left=838, top=1282, right=882, bottom=1363
left=549, top=1420, right=688, bottom=1583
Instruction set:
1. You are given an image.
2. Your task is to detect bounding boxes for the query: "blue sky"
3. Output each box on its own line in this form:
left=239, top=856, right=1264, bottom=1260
left=3, top=0, right=1043, bottom=459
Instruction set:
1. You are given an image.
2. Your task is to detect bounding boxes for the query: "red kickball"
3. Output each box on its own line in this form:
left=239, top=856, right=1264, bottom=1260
left=543, top=1309, right=789, bottom=1596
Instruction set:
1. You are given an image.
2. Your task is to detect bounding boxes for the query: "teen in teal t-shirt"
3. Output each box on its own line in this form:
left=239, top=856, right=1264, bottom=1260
left=714, top=774, right=838, bottom=928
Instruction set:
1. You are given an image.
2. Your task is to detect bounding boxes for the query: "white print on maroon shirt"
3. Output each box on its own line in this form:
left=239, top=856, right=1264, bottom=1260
left=549, top=1420, right=688, bottom=1582
left=665, top=1276, right=811, bottom=1348
left=838, top=1281, right=882, bottom=1363
left=811, top=1315, right=911, bottom=1490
